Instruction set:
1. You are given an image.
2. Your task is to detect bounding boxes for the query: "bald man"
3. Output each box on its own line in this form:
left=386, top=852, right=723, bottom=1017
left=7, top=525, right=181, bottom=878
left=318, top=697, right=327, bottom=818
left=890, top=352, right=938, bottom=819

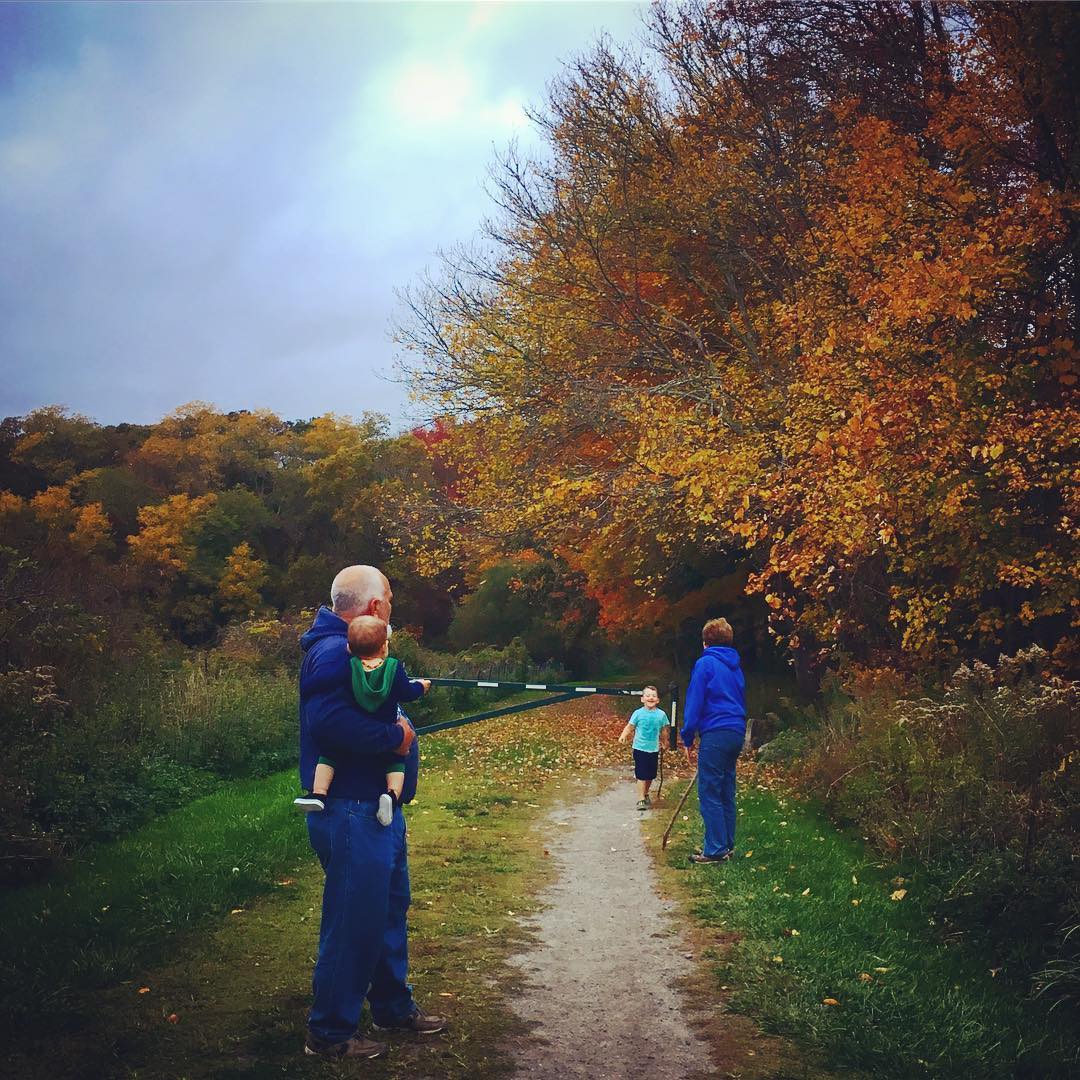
left=299, top=565, right=446, bottom=1059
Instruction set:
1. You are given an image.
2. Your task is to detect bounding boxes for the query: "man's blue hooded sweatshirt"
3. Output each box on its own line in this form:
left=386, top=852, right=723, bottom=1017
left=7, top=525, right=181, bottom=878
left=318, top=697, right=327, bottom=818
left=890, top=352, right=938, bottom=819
left=299, top=607, right=418, bottom=802
left=680, top=645, right=747, bottom=747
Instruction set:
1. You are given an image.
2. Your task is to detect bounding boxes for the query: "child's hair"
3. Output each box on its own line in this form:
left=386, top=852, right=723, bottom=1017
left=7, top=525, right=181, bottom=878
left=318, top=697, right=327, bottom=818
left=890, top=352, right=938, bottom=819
left=348, top=615, right=388, bottom=658
left=642, top=684, right=659, bottom=695
left=702, top=617, right=734, bottom=646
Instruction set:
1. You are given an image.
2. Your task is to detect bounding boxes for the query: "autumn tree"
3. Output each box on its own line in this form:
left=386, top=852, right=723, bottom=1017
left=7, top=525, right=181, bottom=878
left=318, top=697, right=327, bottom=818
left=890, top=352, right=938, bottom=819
left=399, top=0, right=1078, bottom=672
left=217, top=541, right=270, bottom=621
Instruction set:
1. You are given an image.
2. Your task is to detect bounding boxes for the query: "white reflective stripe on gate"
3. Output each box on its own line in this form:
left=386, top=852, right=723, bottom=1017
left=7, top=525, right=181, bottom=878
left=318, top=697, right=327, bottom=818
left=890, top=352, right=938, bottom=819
left=477, top=681, right=499, bottom=687
left=525, top=683, right=547, bottom=690
left=574, top=687, right=597, bottom=693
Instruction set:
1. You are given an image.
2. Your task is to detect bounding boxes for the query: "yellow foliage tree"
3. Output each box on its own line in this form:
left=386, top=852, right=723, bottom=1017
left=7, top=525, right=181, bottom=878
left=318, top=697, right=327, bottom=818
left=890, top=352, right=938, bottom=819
left=217, top=541, right=269, bottom=621
left=127, top=493, right=217, bottom=578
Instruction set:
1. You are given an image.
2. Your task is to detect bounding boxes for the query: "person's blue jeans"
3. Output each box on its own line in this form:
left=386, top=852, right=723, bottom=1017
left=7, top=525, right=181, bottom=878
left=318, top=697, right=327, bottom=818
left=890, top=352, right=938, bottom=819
left=698, top=728, right=744, bottom=857
left=306, top=798, right=415, bottom=1043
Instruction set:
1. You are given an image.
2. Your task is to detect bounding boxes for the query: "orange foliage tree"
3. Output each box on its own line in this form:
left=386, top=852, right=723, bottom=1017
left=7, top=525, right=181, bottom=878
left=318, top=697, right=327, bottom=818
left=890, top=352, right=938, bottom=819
left=399, top=0, right=1079, bottom=670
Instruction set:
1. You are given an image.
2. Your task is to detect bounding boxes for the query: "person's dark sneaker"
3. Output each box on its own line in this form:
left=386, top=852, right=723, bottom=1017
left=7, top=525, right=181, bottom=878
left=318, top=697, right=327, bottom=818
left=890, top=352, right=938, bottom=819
left=304, top=1033, right=385, bottom=1058
left=636, top=798, right=649, bottom=811
left=373, top=1006, right=447, bottom=1035
left=689, top=851, right=732, bottom=864
left=294, top=792, right=325, bottom=813
left=377, top=792, right=394, bottom=826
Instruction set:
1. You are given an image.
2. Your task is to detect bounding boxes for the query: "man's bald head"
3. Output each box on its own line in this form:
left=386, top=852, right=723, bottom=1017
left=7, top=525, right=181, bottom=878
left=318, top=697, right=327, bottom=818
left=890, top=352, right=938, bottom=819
left=330, top=565, right=392, bottom=623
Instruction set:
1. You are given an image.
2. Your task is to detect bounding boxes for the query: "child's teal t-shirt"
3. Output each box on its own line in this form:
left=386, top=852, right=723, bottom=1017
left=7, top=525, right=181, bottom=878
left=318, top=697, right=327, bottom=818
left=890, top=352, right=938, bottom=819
left=628, top=706, right=669, bottom=752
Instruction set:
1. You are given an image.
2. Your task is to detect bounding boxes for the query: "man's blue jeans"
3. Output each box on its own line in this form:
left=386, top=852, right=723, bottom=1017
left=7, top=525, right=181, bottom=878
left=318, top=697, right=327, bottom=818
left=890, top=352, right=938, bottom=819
left=698, top=728, right=744, bottom=857
left=306, top=798, right=415, bottom=1043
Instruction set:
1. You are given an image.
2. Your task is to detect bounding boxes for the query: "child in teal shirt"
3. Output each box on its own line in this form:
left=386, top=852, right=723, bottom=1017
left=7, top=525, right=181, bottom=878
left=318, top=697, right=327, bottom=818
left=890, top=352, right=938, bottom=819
left=618, top=685, right=671, bottom=810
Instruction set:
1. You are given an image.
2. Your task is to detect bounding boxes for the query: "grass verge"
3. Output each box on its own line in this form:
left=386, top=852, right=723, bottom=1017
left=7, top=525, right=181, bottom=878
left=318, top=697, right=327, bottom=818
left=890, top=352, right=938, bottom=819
left=651, top=769, right=1079, bottom=1079
left=3, top=696, right=627, bottom=1079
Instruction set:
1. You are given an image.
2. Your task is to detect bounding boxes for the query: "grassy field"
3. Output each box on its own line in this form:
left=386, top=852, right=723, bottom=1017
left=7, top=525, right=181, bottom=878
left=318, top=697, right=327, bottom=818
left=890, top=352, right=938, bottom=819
left=2, top=697, right=627, bottom=1080
left=651, top=768, right=1079, bottom=1079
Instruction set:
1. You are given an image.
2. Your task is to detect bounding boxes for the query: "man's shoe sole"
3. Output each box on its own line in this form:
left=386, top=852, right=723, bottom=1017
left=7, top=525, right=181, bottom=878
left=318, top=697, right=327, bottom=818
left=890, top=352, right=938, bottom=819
left=304, top=1041, right=384, bottom=1059
left=294, top=798, right=324, bottom=813
left=372, top=1021, right=447, bottom=1036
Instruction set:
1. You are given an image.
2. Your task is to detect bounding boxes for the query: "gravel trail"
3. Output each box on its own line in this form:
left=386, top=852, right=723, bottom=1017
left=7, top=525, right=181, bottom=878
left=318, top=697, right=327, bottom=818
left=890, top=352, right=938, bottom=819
left=508, top=774, right=713, bottom=1080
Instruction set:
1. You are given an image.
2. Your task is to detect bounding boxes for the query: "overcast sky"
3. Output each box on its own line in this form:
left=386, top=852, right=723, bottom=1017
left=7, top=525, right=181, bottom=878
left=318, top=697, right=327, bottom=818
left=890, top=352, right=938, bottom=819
left=0, top=1, right=645, bottom=429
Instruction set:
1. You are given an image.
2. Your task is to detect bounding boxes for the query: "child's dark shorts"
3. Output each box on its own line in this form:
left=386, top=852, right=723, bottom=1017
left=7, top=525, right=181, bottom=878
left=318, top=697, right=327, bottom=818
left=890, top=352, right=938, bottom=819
left=633, top=749, right=659, bottom=781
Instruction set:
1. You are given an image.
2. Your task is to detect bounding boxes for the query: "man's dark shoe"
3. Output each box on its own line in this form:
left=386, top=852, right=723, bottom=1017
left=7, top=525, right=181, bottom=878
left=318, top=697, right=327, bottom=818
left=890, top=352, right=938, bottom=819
left=689, top=851, right=732, bottom=864
left=304, top=1033, right=386, bottom=1058
left=373, top=1006, right=447, bottom=1035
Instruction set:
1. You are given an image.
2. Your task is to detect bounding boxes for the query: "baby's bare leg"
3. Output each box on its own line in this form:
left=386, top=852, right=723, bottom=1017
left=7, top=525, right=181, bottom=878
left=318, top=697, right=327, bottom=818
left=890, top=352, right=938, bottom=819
left=312, top=762, right=334, bottom=796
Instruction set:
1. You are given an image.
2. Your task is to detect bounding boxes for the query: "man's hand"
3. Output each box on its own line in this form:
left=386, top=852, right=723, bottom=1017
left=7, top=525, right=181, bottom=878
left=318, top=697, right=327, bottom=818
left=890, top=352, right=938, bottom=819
left=419, top=679, right=431, bottom=693
left=684, top=744, right=695, bottom=767
left=395, top=718, right=416, bottom=756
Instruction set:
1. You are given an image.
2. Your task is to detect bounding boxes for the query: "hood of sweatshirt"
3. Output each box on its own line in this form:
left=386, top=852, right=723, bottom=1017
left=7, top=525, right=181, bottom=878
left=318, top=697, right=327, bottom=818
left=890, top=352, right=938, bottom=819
left=300, top=606, right=347, bottom=653
left=703, top=645, right=741, bottom=669
left=352, top=656, right=399, bottom=711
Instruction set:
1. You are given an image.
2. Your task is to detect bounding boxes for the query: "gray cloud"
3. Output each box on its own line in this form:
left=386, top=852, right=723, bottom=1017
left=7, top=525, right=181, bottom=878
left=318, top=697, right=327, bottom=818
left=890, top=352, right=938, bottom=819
left=0, top=1, right=644, bottom=428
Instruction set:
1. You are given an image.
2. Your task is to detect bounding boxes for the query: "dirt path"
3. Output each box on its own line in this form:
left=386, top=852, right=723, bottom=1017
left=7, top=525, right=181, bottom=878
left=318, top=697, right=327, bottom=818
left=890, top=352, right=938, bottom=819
left=508, top=772, right=714, bottom=1080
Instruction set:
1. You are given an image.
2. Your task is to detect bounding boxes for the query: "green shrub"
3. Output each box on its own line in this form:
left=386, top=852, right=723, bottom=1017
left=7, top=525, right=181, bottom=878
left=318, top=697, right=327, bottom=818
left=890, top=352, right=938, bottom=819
left=800, top=647, right=1079, bottom=985
left=756, top=725, right=812, bottom=764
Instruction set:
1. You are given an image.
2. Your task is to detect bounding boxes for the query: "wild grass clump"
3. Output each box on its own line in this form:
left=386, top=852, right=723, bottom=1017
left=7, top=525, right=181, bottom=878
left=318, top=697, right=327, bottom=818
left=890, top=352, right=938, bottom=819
left=797, top=647, right=1079, bottom=998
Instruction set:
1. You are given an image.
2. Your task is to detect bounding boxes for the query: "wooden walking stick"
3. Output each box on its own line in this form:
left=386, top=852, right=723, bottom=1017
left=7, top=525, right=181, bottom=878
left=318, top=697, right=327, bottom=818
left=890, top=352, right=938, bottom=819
left=661, top=766, right=699, bottom=850
left=655, top=682, right=679, bottom=801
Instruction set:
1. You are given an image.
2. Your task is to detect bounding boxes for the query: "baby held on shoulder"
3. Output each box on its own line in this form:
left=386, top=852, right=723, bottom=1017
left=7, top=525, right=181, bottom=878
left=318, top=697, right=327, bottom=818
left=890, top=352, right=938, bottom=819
left=295, top=615, right=430, bottom=825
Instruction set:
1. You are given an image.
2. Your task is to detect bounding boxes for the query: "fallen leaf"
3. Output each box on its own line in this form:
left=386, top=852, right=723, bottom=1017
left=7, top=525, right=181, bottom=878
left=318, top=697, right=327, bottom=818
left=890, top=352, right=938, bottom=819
left=771, top=955, right=784, bottom=963
left=138, top=987, right=151, bottom=994
left=822, top=998, right=840, bottom=1007
left=276, top=878, right=295, bottom=887
left=890, top=889, right=908, bottom=902
left=858, top=972, right=873, bottom=982
left=801, top=888, right=811, bottom=896
left=167, top=1013, right=179, bottom=1024
left=230, top=908, right=244, bottom=915
left=874, top=966, right=890, bottom=974
left=744, top=850, right=753, bottom=858
left=851, top=899, right=861, bottom=906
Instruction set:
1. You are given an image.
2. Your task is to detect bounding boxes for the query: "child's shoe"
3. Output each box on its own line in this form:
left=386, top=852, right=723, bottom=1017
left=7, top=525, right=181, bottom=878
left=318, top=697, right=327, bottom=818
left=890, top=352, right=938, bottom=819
left=294, top=792, right=325, bottom=813
left=377, top=792, right=394, bottom=826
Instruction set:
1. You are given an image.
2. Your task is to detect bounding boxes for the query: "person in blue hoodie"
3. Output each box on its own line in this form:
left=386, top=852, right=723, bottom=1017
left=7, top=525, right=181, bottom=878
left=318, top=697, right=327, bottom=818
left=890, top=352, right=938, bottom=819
left=680, top=617, right=747, bottom=865
left=299, top=565, right=446, bottom=1061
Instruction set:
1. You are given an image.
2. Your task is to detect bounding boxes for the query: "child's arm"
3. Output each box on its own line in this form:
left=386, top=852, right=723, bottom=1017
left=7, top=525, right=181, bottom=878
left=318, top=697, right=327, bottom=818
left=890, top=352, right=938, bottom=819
left=394, top=661, right=430, bottom=703
left=618, top=710, right=638, bottom=745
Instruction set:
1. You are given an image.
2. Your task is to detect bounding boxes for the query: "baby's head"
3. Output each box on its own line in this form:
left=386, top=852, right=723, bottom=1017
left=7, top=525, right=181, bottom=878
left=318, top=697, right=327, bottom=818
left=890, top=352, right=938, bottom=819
left=641, top=685, right=660, bottom=709
left=348, top=615, right=389, bottom=660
